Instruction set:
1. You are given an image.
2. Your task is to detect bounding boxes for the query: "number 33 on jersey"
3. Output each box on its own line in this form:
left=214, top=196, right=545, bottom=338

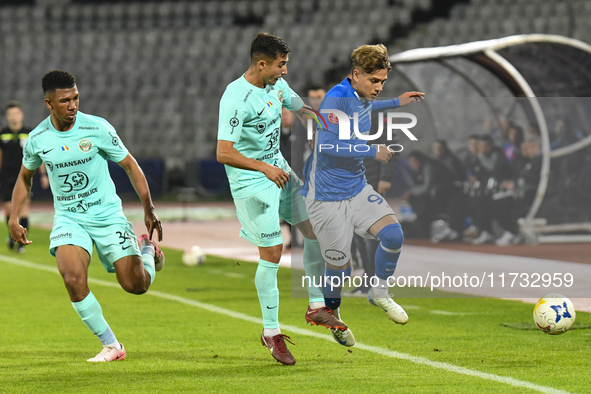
left=23, top=111, right=129, bottom=219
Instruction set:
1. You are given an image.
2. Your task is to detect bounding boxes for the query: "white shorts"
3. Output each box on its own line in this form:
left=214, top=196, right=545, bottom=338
left=305, top=184, right=396, bottom=267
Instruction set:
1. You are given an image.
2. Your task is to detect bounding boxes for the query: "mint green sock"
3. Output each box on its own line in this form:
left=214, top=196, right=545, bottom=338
left=255, top=259, right=280, bottom=329
left=141, top=245, right=155, bottom=284
left=72, top=291, right=110, bottom=337
left=303, top=238, right=325, bottom=303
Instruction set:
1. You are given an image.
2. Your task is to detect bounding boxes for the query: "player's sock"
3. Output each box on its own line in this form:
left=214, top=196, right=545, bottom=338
left=373, top=223, right=403, bottom=298
left=255, top=259, right=280, bottom=329
left=72, top=291, right=119, bottom=347
left=263, top=328, right=281, bottom=337
left=140, top=243, right=156, bottom=284
left=324, top=266, right=351, bottom=310
left=19, top=217, right=28, bottom=230
left=303, top=238, right=325, bottom=307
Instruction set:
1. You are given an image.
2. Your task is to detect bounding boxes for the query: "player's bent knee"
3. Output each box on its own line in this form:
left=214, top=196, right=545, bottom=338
left=121, top=279, right=149, bottom=295
left=377, top=223, right=404, bottom=251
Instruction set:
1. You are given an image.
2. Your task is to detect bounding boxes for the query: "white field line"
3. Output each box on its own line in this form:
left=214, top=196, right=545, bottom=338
left=1, top=254, right=574, bottom=394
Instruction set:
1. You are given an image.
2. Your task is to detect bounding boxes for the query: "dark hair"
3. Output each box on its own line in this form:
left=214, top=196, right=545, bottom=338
left=307, top=82, right=326, bottom=92
left=468, top=134, right=480, bottom=140
left=435, top=139, right=449, bottom=152
left=42, top=70, right=76, bottom=94
left=508, top=124, right=524, bottom=146
left=480, top=135, right=494, bottom=144
left=5, top=100, right=21, bottom=111
left=409, top=150, right=427, bottom=162
left=250, top=32, right=290, bottom=61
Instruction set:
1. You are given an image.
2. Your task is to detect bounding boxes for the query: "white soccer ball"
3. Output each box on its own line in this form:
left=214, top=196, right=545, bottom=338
left=533, top=293, right=576, bottom=335
left=182, top=245, right=206, bottom=266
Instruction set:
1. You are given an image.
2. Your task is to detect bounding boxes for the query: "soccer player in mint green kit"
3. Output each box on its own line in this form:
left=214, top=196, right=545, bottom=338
left=9, top=70, right=165, bottom=362
left=217, top=33, right=348, bottom=365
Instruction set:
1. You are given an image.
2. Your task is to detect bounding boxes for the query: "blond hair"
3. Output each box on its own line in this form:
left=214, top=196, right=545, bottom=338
left=351, top=44, right=392, bottom=74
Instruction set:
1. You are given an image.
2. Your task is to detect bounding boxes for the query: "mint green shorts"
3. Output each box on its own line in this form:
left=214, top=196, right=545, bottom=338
left=234, top=170, right=308, bottom=247
left=49, top=214, right=142, bottom=273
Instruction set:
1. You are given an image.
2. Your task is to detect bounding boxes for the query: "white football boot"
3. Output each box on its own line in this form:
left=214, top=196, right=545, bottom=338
left=368, top=289, right=409, bottom=325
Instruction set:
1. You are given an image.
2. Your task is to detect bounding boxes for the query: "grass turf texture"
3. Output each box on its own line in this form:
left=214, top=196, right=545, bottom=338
left=1, top=226, right=590, bottom=393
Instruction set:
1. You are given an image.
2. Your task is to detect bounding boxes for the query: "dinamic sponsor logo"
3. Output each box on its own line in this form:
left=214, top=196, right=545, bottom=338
left=261, top=231, right=282, bottom=239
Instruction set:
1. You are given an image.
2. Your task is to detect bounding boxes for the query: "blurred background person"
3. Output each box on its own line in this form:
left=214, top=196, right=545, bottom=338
left=503, top=123, right=524, bottom=164
left=404, top=150, right=456, bottom=240
left=469, top=135, right=516, bottom=245
left=0, top=101, right=48, bottom=253
left=432, top=139, right=466, bottom=240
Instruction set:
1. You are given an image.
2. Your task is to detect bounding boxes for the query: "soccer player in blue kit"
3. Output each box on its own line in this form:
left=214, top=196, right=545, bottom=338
left=9, top=70, right=165, bottom=362
left=217, top=33, right=346, bottom=365
left=302, top=44, right=424, bottom=333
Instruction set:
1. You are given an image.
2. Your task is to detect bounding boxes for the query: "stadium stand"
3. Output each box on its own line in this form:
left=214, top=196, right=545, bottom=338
left=0, top=0, right=588, bottom=191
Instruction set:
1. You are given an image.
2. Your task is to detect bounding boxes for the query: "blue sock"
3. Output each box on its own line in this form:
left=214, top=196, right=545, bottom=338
left=303, top=238, right=325, bottom=304
left=72, top=292, right=118, bottom=346
left=255, top=259, right=280, bottom=329
left=324, top=266, right=351, bottom=310
left=375, top=223, right=404, bottom=280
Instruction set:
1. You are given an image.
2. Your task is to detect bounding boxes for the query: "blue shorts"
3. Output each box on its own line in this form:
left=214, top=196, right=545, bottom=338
left=49, top=214, right=141, bottom=273
left=234, top=169, right=308, bottom=247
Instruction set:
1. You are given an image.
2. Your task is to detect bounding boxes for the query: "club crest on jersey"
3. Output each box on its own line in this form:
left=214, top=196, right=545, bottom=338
left=78, top=138, right=93, bottom=153
left=328, top=113, right=339, bottom=124
left=277, top=89, right=283, bottom=101
left=256, top=122, right=266, bottom=134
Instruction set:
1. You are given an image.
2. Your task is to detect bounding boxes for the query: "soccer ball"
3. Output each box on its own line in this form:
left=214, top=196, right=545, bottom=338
left=533, top=294, right=576, bottom=335
left=182, top=245, right=206, bottom=266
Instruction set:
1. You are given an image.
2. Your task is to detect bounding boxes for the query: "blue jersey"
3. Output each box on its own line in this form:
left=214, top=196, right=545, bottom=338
left=302, top=78, right=399, bottom=201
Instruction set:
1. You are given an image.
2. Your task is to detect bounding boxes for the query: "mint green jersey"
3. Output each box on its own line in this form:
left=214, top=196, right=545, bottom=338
left=218, top=76, right=303, bottom=198
left=23, top=112, right=129, bottom=222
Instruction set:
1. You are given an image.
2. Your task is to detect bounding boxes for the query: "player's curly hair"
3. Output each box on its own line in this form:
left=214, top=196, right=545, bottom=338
left=250, top=32, right=290, bottom=61
left=351, top=44, right=392, bottom=74
left=42, top=70, right=76, bottom=94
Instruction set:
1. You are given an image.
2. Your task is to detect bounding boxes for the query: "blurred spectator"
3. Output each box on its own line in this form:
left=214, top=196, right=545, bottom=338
left=503, top=124, right=524, bottom=164
left=431, top=139, right=465, bottom=238
left=404, top=150, right=456, bottom=240
left=307, top=82, right=326, bottom=112
left=0, top=101, right=48, bottom=253
left=526, top=124, right=541, bottom=143
left=483, top=112, right=509, bottom=145
left=468, top=135, right=517, bottom=245
left=551, top=118, right=583, bottom=150
left=292, top=83, right=326, bottom=179
left=501, top=138, right=542, bottom=218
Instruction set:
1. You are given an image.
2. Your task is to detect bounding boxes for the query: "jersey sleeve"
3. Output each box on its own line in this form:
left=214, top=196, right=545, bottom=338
left=279, top=79, right=304, bottom=112
left=218, top=96, right=247, bottom=143
left=22, top=138, right=42, bottom=170
left=317, top=95, right=343, bottom=136
left=98, top=121, right=129, bottom=162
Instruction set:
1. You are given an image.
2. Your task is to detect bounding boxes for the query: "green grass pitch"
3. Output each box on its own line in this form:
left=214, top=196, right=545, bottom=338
left=0, top=226, right=590, bottom=393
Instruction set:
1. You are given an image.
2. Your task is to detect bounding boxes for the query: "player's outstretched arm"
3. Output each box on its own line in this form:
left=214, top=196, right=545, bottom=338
left=9, top=165, right=36, bottom=245
left=217, top=140, right=289, bottom=189
left=117, top=153, right=162, bottom=241
left=398, top=91, right=425, bottom=107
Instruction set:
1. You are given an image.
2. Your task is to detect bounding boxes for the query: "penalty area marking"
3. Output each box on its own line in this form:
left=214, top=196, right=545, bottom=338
left=1, top=254, right=572, bottom=394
